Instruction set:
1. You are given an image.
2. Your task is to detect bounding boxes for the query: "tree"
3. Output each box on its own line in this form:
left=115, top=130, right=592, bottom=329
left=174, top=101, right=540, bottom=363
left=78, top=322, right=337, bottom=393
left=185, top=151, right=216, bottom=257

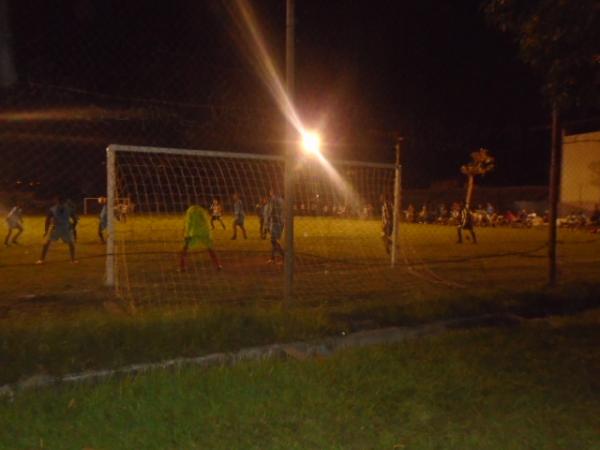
left=484, top=0, right=599, bottom=285
left=461, top=148, right=495, bottom=207
left=484, top=0, right=599, bottom=111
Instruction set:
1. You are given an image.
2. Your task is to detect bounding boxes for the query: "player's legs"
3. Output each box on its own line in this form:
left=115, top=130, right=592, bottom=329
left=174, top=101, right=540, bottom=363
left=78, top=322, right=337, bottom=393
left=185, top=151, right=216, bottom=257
left=180, top=238, right=191, bottom=270
left=270, top=237, right=284, bottom=261
left=219, top=217, right=225, bottom=229
left=231, top=219, right=238, bottom=239
left=207, top=249, right=222, bottom=270
left=38, top=240, right=51, bottom=263
left=12, top=224, right=23, bottom=244
left=98, top=223, right=105, bottom=243
left=382, top=234, right=391, bottom=254
left=72, top=225, right=77, bottom=243
left=269, top=225, right=284, bottom=262
left=241, top=223, right=247, bottom=239
left=383, top=223, right=393, bottom=254
left=4, top=226, right=12, bottom=245
left=211, top=217, right=216, bottom=230
left=456, top=226, right=463, bottom=243
left=68, top=242, right=77, bottom=262
left=469, top=228, right=477, bottom=244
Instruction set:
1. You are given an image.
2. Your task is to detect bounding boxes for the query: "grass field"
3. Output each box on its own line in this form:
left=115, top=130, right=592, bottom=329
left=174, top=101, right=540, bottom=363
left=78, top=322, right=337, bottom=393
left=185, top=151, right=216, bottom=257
left=2, top=214, right=600, bottom=309
left=2, top=309, right=598, bottom=449
left=2, top=214, right=599, bottom=385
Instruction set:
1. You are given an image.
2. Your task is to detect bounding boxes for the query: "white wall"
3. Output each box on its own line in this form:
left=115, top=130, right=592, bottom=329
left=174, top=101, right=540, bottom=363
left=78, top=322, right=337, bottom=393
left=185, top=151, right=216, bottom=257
left=561, top=130, right=600, bottom=213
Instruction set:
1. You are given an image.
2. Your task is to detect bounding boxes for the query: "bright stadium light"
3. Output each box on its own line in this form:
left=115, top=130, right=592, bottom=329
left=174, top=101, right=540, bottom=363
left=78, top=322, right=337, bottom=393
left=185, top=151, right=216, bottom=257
left=301, top=131, right=321, bottom=155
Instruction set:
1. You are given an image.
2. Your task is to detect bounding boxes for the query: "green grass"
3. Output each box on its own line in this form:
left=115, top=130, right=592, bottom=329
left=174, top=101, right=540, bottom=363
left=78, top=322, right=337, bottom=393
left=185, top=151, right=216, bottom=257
left=2, top=310, right=598, bottom=449
left=2, top=214, right=599, bottom=309
left=1, top=215, right=600, bottom=385
left=1, top=281, right=599, bottom=385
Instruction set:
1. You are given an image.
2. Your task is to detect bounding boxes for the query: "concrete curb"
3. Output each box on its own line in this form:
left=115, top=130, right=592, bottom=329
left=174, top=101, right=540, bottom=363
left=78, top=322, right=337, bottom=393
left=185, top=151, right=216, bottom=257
left=0, top=313, right=523, bottom=400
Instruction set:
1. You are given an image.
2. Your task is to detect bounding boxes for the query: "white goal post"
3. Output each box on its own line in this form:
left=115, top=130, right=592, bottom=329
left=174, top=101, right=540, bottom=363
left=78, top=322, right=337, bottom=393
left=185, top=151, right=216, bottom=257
left=104, top=144, right=398, bottom=307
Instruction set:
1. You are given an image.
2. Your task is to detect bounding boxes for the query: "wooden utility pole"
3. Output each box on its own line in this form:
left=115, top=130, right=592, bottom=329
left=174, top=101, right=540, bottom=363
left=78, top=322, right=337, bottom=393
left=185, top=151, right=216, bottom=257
left=548, top=104, right=562, bottom=286
left=391, top=137, right=403, bottom=267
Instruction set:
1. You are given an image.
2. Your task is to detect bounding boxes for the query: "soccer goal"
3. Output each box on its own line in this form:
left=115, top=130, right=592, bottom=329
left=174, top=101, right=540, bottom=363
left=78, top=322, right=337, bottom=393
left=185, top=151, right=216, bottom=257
left=105, top=144, right=398, bottom=308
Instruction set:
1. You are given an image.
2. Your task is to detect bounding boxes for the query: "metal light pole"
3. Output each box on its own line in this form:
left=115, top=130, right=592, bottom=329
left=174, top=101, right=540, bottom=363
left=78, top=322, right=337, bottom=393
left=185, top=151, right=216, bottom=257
left=283, top=0, right=295, bottom=305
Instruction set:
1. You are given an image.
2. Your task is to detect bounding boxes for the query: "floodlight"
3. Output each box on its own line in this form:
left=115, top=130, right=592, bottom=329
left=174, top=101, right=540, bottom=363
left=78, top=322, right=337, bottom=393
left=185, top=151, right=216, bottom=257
left=301, top=131, right=321, bottom=155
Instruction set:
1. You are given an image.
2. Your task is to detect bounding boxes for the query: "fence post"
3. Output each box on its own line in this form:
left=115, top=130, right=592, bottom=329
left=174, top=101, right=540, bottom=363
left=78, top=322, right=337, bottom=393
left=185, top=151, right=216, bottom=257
left=283, top=0, right=295, bottom=305
left=391, top=137, right=403, bottom=267
left=548, top=105, right=562, bottom=287
left=105, top=146, right=116, bottom=287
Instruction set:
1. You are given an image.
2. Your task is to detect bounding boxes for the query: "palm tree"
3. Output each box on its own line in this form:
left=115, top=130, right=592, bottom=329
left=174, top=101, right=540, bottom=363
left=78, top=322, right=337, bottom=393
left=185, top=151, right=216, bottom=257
left=461, top=148, right=495, bottom=207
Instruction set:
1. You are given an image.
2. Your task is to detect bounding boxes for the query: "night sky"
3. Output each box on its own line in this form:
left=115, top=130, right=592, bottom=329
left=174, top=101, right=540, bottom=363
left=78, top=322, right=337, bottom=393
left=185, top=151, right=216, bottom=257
left=4, top=0, right=589, bottom=189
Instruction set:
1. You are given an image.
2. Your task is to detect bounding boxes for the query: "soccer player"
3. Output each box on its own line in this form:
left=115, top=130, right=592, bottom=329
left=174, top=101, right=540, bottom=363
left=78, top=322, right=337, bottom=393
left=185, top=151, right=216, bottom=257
left=36, top=195, right=78, bottom=264
left=256, top=196, right=268, bottom=239
left=209, top=198, right=226, bottom=230
left=116, top=201, right=129, bottom=223
left=98, top=197, right=108, bottom=243
left=231, top=192, right=247, bottom=240
left=4, top=202, right=24, bottom=246
left=65, top=198, right=79, bottom=242
left=266, top=189, right=285, bottom=263
left=180, top=205, right=222, bottom=271
left=380, top=193, right=394, bottom=254
left=457, top=203, right=477, bottom=244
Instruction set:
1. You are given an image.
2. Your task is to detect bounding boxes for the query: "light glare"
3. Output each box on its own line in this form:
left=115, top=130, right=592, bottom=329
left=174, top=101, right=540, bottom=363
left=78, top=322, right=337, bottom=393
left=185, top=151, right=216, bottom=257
left=302, top=131, right=321, bottom=155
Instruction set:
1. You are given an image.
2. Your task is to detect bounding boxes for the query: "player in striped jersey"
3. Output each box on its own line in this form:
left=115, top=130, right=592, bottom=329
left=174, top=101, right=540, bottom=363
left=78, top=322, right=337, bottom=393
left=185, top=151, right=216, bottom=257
left=209, top=198, right=226, bottom=230
left=457, top=203, right=477, bottom=244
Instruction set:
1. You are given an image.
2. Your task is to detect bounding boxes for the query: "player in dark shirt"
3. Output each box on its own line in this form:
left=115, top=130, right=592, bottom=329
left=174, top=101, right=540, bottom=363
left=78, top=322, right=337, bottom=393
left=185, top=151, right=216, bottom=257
left=457, top=203, right=477, bottom=244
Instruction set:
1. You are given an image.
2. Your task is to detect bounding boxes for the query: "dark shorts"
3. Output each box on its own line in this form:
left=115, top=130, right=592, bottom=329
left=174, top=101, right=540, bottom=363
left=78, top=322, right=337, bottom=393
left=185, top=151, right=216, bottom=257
left=47, top=227, right=74, bottom=244
left=271, top=223, right=283, bottom=240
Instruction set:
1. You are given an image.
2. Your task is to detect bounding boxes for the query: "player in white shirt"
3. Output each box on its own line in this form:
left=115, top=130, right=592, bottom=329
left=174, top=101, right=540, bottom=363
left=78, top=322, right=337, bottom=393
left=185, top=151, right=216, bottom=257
left=5, top=202, right=24, bottom=246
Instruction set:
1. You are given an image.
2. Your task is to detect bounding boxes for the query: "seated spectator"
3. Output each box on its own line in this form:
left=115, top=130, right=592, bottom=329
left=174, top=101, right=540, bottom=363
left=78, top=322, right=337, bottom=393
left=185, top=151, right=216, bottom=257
left=406, top=204, right=415, bottom=223
left=505, top=210, right=517, bottom=225
left=417, top=204, right=428, bottom=224
left=590, top=204, right=600, bottom=225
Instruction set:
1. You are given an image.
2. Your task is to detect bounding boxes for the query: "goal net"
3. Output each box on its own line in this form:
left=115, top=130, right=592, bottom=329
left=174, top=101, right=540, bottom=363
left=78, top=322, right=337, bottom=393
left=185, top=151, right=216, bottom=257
left=107, top=144, right=398, bottom=308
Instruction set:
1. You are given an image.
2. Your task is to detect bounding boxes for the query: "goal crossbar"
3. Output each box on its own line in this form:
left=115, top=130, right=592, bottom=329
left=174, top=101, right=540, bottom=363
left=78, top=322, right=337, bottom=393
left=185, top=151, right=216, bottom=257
left=107, top=144, right=395, bottom=170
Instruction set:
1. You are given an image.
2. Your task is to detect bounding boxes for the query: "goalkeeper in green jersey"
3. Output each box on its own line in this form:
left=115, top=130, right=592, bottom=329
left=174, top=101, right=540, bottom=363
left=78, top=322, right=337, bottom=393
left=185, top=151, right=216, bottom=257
left=180, top=205, right=222, bottom=271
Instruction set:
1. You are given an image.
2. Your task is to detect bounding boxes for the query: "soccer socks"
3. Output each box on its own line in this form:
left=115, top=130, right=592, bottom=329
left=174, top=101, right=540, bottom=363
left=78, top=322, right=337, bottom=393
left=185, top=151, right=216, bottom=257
left=208, top=249, right=222, bottom=269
